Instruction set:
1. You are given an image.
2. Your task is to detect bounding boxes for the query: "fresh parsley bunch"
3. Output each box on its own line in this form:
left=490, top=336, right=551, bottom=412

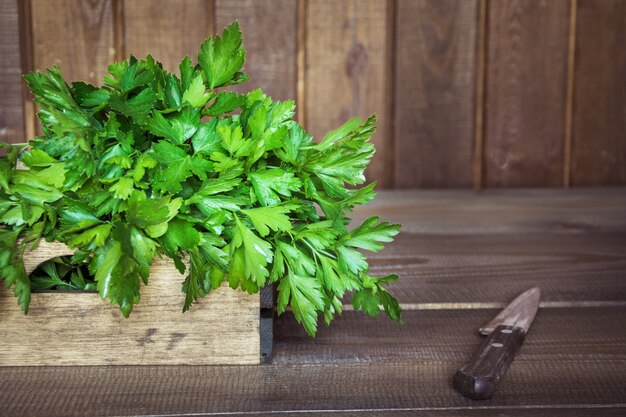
left=0, top=22, right=401, bottom=335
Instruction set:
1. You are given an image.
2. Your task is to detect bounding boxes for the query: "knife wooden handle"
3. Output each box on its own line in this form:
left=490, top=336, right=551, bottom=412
left=453, top=324, right=526, bottom=400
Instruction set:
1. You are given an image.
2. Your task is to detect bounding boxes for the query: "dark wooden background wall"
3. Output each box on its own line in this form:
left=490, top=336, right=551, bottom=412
left=1, top=0, right=624, bottom=189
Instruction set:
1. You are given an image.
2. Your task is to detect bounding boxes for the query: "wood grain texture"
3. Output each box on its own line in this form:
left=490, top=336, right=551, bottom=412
left=1, top=189, right=626, bottom=415
left=0, top=0, right=25, bottom=144
left=571, top=0, right=626, bottom=185
left=18, top=0, right=36, bottom=142
left=123, top=0, right=214, bottom=72
left=563, top=0, right=578, bottom=187
left=484, top=0, right=569, bottom=187
left=353, top=189, right=626, bottom=235
left=30, top=0, right=115, bottom=85
left=216, top=0, right=297, bottom=102
left=0, top=240, right=259, bottom=366
left=352, top=189, right=626, bottom=305
left=473, top=0, right=488, bottom=189
left=305, top=0, right=392, bottom=187
left=153, top=410, right=626, bottom=417
left=394, top=0, right=477, bottom=188
left=1, top=307, right=625, bottom=416
left=274, top=307, right=626, bottom=364
left=366, top=232, right=626, bottom=305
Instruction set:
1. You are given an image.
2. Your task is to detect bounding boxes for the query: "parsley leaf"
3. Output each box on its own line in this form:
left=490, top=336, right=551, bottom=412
left=249, top=169, right=302, bottom=206
left=240, top=205, right=294, bottom=237
left=198, top=22, right=248, bottom=89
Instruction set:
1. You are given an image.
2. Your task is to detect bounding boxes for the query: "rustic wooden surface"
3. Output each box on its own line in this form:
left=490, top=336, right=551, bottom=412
left=0, top=0, right=24, bottom=144
left=216, top=0, right=297, bottom=103
left=394, top=0, right=477, bottom=188
left=305, top=0, right=392, bottom=187
left=484, top=0, right=570, bottom=187
left=0, top=240, right=259, bottom=366
left=30, top=0, right=115, bottom=85
left=123, top=0, right=214, bottom=72
left=2, top=0, right=626, bottom=188
left=1, top=188, right=625, bottom=416
left=571, top=0, right=626, bottom=186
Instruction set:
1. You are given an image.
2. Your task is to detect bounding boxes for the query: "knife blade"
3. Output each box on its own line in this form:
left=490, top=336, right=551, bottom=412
left=453, top=287, right=541, bottom=400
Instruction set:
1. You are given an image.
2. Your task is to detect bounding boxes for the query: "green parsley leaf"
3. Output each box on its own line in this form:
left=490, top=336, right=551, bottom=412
left=241, top=205, right=293, bottom=237
left=249, top=169, right=302, bottom=206
left=277, top=272, right=324, bottom=336
left=232, top=216, right=273, bottom=287
left=341, top=216, right=401, bottom=252
left=92, top=239, right=141, bottom=318
left=182, top=74, right=211, bottom=108
left=198, top=22, right=247, bottom=89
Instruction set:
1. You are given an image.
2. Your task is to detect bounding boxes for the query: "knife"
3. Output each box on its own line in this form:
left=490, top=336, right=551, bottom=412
left=453, top=287, right=541, bottom=400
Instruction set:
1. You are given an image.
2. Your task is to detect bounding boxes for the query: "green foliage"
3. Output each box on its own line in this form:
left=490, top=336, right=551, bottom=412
left=0, top=22, right=402, bottom=335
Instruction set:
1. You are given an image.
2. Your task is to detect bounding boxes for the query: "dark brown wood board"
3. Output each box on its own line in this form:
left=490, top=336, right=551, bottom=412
left=1, top=1, right=625, bottom=187
left=215, top=0, right=297, bottom=103
left=0, top=0, right=25, bottom=144
left=30, top=0, right=115, bottom=85
left=366, top=232, right=626, bottom=305
left=2, top=188, right=626, bottom=416
left=123, top=0, right=214, bottom=72
left=484, top=0, right=570, bottom=187
left=394, top=0, right=477, bottom=188
left=355, top=189, right=626, bottom=304
left=1, top=307, right=625, bottom=416
left=571, top=0, right=626, bottom=185
left=304, top=0, right=393, bottom=187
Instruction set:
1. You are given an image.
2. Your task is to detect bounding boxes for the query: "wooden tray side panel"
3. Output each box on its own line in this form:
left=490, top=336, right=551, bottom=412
left=0, top=241, right=260, bottom=366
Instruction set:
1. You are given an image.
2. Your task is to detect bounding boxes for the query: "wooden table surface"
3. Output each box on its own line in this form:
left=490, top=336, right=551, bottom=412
left=1, top=188, right=625, bottom=416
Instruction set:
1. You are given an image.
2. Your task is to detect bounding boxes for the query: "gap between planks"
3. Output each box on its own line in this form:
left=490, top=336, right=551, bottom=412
left=284, top=300, right=626, bottom=314
left=341, top=300, right=626, bottom=311
left=108, top=403, right=626, bottom=417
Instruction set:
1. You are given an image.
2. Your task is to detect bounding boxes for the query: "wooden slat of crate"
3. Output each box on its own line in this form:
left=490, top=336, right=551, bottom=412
left=0, top=240, right=259, bottom=366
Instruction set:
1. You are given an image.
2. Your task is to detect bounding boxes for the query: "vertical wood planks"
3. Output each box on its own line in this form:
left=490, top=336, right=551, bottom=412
left=394, top=0, right=477, bottom=188
left=484, top=0, right=570, bottom=187
left=216, top=0, right=297, bottom=102
left=30, top=0, right=115, bottom=85
left=571, top=0, right=626, bottom=185
left=305, top=0, right=393, bottom=187
left=3, top=0, right=624, bottom=187
left=0, top=0, right=25, bottom=144
left=123, top=0, right=214, bottom=72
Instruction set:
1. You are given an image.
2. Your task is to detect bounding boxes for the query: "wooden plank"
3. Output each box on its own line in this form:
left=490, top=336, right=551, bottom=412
left=473, top=0, right=488, bottom=189
left=352, top=189, right=626, bottom=235
left=30, top=0, right=115, bottom=85
left=123, top=0, right=214, bottom=73
left=18, top=0, right=36, bottom=142
left=563, top=0, right=578, bottom=187
left=484, top=0, right=570, bottom=187
left=162, top=410, right=626, bottom=417
left=350, top=189, right=626, bottom=305
left=180, top=410, right=626, bottom=417
left=1, top=308, right=625, bottom=416
left=215, top=0, right=297, bottom=102
left=274, top=307, right=626, bottom=364
left=571, top=0, right=626, bottom=185
left=366, top=232, right=626, bottom=305
left=394, top=0, right=477, bottom=188
left=305, top=0, right=392, bottom=187
left=0, top=241, right=259, bottom=366
left=0, top=0, right=25, bottom=144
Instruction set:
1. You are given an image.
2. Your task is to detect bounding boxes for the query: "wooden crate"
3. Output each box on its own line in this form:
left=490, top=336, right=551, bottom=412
left=0, top=240, right=261, bottom=366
